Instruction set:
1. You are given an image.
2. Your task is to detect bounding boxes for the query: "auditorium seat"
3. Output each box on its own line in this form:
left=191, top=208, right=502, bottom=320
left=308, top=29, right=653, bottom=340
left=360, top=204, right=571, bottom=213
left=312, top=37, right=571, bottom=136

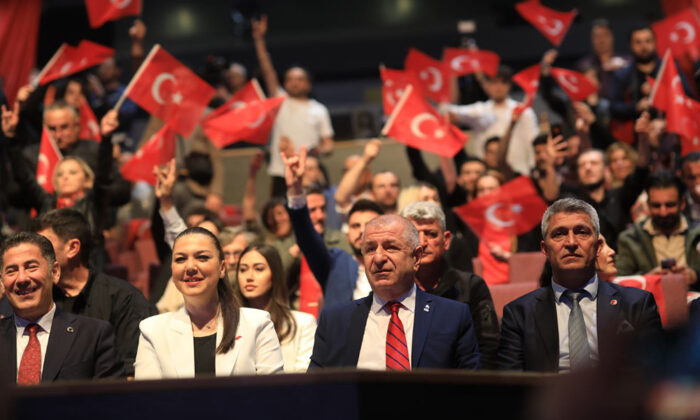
left=489, top=281, right=539, bottom=321
left=507, top=252, right=546, bottom=283
left=660, top=274, right=689, bottom=327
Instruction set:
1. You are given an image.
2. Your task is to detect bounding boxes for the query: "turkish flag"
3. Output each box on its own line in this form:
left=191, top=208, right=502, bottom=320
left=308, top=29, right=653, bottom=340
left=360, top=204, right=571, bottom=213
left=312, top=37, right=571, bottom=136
left=379, top=66, right=420, bottom=116
left=442, top=48, right=500, bottom=77
left=651, top=51, right=700, bottom=141
left=298, top=256, right=323, bottom=319
left=515, top=0, right=577, bottom=46
left=653, top=8, right=700, bottom=61
left=612, top=275, right=668, bottom=326
left=123, top=45, right=215, bottom=138
left=85, top=0, right=142, bottom=29
left=550, top=67, right=598, bottom=101
left=513, top=64, right=541, bottom=95
left=513, top=92, right=535, bottom=118
left=202, top=95, right=285, bottom=148
left=120, top=123, right=176, bottom=185
left=404, top=48, right=452, bottom=103
left=202, top=79, right=266, bottom=123
left=38, top=40, right=114, bottom=86
left=453, top=176, right=547, bottom=236
left=37, top=128, right=63, bottom=194
left=381, top=85, right=467, bottom=157
left=78, top=96, right=101, bottom=142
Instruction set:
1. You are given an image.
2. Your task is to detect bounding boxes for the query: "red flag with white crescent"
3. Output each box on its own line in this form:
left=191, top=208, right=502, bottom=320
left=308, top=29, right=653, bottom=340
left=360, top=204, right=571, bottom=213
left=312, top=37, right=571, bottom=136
left=515, top=0, right=577, bottom=46
left=612, top=275, right=668, bottom=325
left=123, top=45, right=215, bottom=138
left=38, top=40, right=114, bottom=86
left=550, top=67, right=598, bottom=101
left=202, top=79, right=266, bottom=123
left=653, top=8, right=700, bottom=61
left=120, top=123, right=177, bottom=185
left=381, top=85, right=467, bottom=158
left=442, top=48, right=500, bottom=77
left=78, top=96, right=101, bottom=142
left=202, top=95, right=285, bottom=148
left=379, top=66, right=419, bottom=116
left=37, top=128, right=63, bottom=194
left=453, top=176, right=547, bottom=236
left=404, top=48, right=452, bottom=103
left=513, top=64, right=541, bottom=95
left=85, top=0, right=142, bottom=29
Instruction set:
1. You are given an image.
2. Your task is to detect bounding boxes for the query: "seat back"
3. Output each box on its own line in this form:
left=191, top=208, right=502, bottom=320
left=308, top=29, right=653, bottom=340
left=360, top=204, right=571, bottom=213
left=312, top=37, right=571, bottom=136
left=488, top=282, right=539, bottom=321
left=508, top=252, right=547, bottom=283
left=660, top=274, right=689, bottom=328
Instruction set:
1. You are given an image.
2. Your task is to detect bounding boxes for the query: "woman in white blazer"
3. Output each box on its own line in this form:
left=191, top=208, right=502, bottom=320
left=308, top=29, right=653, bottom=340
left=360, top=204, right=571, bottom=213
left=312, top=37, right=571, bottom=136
left=134, top=227, right=284, bottom=379
left=235, top=244, right=316, bottom=372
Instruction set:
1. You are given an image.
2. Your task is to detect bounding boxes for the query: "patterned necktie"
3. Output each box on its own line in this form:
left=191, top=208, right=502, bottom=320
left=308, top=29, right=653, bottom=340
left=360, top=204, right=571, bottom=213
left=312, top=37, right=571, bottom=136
left=567, top=290, right=591, bottom=369
left=17, top=323, right=41, bottom=385
left=386, top=301, right=410, bottom=371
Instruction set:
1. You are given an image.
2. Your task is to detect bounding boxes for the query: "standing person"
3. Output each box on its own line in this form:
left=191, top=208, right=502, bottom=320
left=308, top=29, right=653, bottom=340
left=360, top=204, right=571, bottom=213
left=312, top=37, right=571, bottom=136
left=575, top=19, right=629, bottom=98
left=498, top=198, right=663, bottom=372
left=251, top=15, right=334, bottom=197
left=134, top=228, right=284, bottom=378
left=0, top=232, right=123, bottom=383
left=400, top=201, right=500, bottom=369
left=235, top=244, right=316, bottom=372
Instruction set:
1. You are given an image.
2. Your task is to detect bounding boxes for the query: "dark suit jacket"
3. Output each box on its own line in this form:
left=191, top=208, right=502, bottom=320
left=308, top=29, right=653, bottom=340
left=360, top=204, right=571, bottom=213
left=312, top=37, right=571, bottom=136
left=0, top=308, right=124, bottom=383
left=498, top=281, right=663, bottom=372
left=309, top=288, right=481, bottom=369
left=287, top=204, right=358, bottom=308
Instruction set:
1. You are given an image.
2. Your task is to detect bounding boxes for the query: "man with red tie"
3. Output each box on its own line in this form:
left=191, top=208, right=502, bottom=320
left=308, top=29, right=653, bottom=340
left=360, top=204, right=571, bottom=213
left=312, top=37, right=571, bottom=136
left=0, top=232, right=123, bottom=384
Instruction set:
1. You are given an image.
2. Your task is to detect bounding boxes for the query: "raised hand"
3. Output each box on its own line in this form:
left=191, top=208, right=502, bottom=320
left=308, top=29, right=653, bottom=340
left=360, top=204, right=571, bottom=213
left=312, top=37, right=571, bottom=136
left=362, top=138, right=381, bottom=163
left=545, top=134, right=567, bottom=165
left=1, top=101, right=20, bottom=138
left=249, top=149, right=265, bottom=176
left=153, top=158, right=177, bottom=200
left=634, top=110, right=651, bottom=134
left=129, top=19, right=146, bottom=43
left=16, top=84, right=34, bottom=104
left=281, top=146, right=307, bottom=194
left=251, top=14, right=268, bottom=40
left=100, top=109, right=119, bottom=136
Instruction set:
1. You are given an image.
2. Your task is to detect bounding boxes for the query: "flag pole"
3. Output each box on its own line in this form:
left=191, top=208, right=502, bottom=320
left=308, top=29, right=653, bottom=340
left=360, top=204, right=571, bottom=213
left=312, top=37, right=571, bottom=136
left=113, top=44, right=161, bottom=113
left=380, top=84, right=413, bottom=137
left=34, top=44, right=68, bottom=87
left=648, top=50, right=671, bottom=105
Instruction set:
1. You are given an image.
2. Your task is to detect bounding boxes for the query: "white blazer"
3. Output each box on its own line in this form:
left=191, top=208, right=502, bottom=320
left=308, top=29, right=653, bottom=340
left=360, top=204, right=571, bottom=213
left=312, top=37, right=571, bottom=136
left=280, top=310, right=317, bottom=373
left=134, top=307, right=284, bottom=379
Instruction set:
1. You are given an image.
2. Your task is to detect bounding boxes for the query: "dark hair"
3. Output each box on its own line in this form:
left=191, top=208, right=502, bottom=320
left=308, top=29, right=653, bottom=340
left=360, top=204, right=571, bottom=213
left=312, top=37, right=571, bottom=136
left=348, top=199, right=384, bottom=219
left=628, top=25, right=654, bottom=43
left=33, top=209, right=91, bottom=266
left=303, top=184, right=325, bottom=198
left=234, top=244, right=297, bottom=343
left=460, top=156, right=486, bottom=171
left=200, top=213, right=225, bottom=234
left=173, top=227, right=240, bottom=354
left=532, top=134, right=548, bottom=147
left=484, top=136, right=501, bottom=150
left=681, top=151, right=700, bottom=167
left=261, top=198, right=287, bottom=234
left=1, top=232, right=56, bottom=270
left=492, top=65, right=513, bottom=83
left=645, top=170, right=684, bottom=196
left=591, top=18, right=611, bottom=31
left=284, top=65, right=313, bottom=84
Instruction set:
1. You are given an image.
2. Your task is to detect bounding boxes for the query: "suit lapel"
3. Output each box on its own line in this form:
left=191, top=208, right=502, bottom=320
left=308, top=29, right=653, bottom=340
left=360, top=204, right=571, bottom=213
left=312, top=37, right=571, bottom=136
left=596, top=281, right=621, bottom=361
left=43, top=309, right=77, bottom=381
left=344, top=296, right=371, bottom=366
left=0, top=317, right=16, bottom=381
left=216, top=312, right=239, bottom=376
left=411, top=290, right=432, bottom=368
left=168, top=308, right=195, bottom=378
left=534, top=287, right=559, bottom=370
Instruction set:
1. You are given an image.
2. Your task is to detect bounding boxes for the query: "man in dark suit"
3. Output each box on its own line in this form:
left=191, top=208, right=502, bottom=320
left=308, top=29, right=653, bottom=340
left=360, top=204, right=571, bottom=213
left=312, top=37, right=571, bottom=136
left=498, top=197, right=663, bottom=372
left=0, top=232, right=123, bottom=384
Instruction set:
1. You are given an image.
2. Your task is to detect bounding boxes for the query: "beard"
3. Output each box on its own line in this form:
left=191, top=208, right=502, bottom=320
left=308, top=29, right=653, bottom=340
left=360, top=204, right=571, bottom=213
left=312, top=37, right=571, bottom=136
left=635, top=51, right=655, bottom=64
left=652, top=214, right=681, bottom=233
left=582, top=178, right=605, bottom=192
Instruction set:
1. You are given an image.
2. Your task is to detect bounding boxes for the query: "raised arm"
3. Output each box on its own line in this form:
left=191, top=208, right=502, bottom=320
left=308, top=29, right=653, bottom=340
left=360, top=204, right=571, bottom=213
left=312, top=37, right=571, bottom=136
left=251, top=15, right=281, bottom=97
left=334, top=139, right=379, bottom=209
left=242, top=150, right=264, bottom=225
left=129, top=19, right=147, bottom=74
left=154, top=159, right=186, bottom=249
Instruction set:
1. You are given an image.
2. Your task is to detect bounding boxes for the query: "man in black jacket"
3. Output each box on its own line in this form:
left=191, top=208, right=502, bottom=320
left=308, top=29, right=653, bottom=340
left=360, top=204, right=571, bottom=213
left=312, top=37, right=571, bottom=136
left=35, top=209, right=156, bottom=377
left=400, top=201, right=500, bottom=368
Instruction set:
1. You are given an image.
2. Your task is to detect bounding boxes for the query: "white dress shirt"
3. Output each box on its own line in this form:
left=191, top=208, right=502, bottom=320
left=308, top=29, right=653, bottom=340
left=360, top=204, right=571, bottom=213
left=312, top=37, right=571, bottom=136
left=551, top=276, right=600, bottom=371
left=353, top=267, right=371, bottom=300
left=357, top=285, right=416, bottom=370
left=15, top=303, right=56, bottom=378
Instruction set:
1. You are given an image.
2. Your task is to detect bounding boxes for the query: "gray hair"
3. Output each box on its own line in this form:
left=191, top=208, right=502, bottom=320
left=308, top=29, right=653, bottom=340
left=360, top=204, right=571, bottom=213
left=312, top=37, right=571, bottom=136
left=43, top=100, right=79, bottom=122
left=229, top=62, right=248, bottom=78
left=218, top=226, right=261, bottom=248
left=362, top=215, right=419, bottom=251
left=541, top=197, right=600, bottom=238
left=399, top=201, right=446, bottom=232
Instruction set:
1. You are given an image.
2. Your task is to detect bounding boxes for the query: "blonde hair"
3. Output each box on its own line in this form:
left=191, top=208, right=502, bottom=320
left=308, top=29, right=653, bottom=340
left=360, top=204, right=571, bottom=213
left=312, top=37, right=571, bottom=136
left=52, top=156, right=95, bottom=193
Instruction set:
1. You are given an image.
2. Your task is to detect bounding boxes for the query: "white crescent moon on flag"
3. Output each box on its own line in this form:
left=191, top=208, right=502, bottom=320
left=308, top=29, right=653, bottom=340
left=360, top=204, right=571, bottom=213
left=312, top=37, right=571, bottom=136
left=248, top=113, right=266, bottom=128
left=538, top=16, right=564, bottom=36
left=450, top=56, right=469, bottom=72
left=410, top=113, right=439, bottom=139
left=613, top=275, right=646, bottom=289
left=485, top=203, right=523, bottom=228
left=110, top=0, right=133, bottom=9
left=672, top=76, right=684, bottom=104
left=426, top=67, right=442, bottom=92
left=674, top=21, right=696, bottom=43
left=152, top=73, right=177, bottom=105
left=556, top=73, right=579, bottom=93
left=60, top=62, right=73, bottom=75
left=37, top=154, right=49, bottom=185
left=230, top=101, right=246, bottom=110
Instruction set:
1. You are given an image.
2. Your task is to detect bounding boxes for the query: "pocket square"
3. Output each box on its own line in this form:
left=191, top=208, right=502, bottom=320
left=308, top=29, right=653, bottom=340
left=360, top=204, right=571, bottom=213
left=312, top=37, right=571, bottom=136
left=616, top=320, right=635, bottom=335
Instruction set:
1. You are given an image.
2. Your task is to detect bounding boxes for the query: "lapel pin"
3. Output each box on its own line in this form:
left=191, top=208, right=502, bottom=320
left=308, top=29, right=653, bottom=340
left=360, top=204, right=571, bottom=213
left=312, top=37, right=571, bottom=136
left=423, top=304, right=430, bottom=312
left=67, top=326, right=74, bottom=333
left=610, top=299, right=618, bottom=306
left=235, top=335, right=242, bottom=340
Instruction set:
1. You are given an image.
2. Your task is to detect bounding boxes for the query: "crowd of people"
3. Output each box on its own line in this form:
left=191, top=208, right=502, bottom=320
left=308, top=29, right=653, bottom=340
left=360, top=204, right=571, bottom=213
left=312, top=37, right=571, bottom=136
left=0, top=11, right=699, bottom=386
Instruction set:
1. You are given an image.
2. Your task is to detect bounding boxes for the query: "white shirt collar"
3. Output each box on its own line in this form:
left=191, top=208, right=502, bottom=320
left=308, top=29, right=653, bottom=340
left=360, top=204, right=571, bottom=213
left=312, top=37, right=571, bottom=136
left=14, top=302, right=56, bottom=335
left=371, top=284, right=417, bottom=314
left=552, top=274, right=599, bottom=304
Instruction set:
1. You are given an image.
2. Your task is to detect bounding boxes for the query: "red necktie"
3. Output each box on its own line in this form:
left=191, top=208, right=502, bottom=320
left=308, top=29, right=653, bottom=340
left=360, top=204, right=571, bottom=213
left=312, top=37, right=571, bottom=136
left=386, top=302, right=410, bottom=371
left=17, top=323, right=41, bottom=385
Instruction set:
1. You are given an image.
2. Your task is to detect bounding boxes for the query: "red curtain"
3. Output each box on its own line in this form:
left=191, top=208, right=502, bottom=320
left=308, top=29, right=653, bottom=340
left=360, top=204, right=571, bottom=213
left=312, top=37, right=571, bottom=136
left=0, top=0, right=41, bottom=104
